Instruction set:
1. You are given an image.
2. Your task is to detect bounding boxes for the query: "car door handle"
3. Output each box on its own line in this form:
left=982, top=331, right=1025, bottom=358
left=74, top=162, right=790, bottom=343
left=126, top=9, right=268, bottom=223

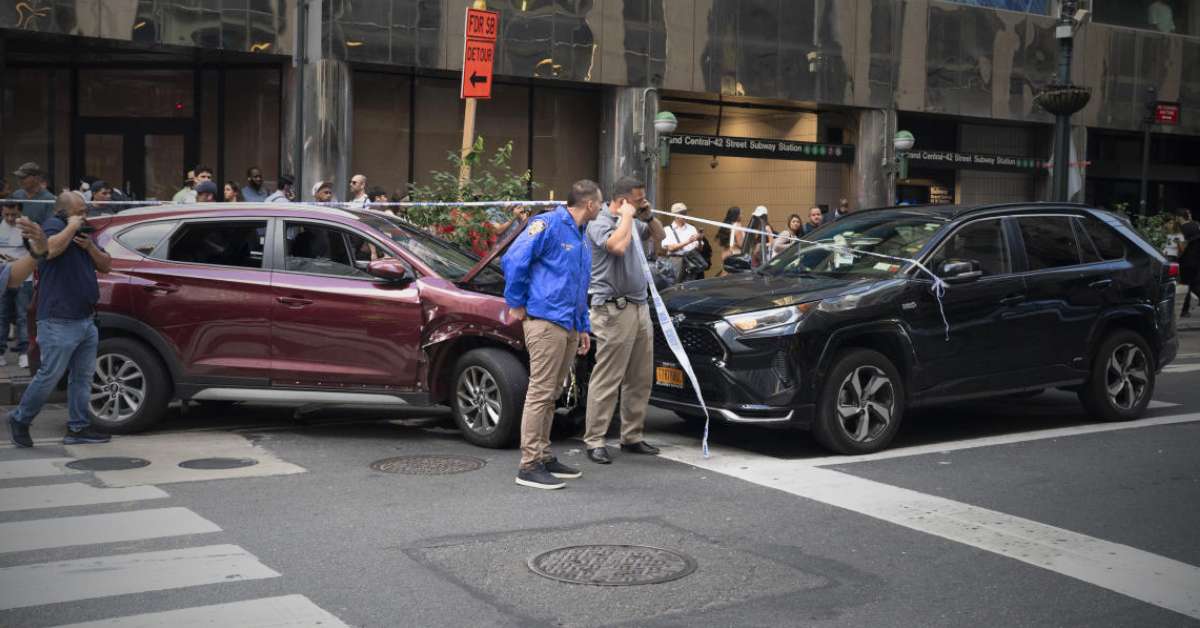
left=276, top=296, right=313, bottom=308
left=1089, top=279, right=1113, bottom=290
left=999, top=294, right=1025, bottom=305
left=142, top=282, right=178, bottom=295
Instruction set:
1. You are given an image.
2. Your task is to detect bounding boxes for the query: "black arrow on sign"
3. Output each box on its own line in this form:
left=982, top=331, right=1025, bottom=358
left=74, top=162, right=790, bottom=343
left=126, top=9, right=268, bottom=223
left=469, top=72, right=488, bottom=86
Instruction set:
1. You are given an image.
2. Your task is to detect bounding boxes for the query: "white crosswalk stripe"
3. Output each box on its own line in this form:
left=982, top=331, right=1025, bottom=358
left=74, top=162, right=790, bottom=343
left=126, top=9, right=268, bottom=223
left=0, top=544, right=280, bottom=610
left=0, top=507, right=221, bottom=554
left=0, top=453, right=348, bottom=627
left=50, top=594, right=350, bottom=627
left=0, top=457, right=81, bottom=480
left=0, top=483, right=167, bottom=513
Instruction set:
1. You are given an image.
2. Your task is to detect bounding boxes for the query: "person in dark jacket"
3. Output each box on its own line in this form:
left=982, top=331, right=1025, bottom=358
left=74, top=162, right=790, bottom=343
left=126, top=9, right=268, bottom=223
left=1178, top=208, right=1200, bottom=317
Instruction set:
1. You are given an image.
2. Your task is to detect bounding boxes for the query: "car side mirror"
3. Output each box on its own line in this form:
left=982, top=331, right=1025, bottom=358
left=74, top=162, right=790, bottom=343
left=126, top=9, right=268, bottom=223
left=367, top=258, right=409, bottom=282
left=723, top=256, right=752, bottom=274
left=940, top=259, right=982, bottom=283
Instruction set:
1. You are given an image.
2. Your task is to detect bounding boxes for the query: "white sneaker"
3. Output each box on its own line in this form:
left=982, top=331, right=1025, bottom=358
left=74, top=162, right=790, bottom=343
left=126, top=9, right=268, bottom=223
left=18, top=354, right=28, bottom=369
left=0, top=355, right=8, bottom=367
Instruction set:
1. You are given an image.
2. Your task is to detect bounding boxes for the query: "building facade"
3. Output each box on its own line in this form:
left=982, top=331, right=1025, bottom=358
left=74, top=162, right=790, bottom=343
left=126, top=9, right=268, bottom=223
left=2, top=0, right=1198, bottom=230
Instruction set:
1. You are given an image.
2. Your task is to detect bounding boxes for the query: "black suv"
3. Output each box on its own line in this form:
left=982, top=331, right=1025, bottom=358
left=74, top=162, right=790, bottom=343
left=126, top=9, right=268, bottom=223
left=650, top=203, right=1179, bottom=454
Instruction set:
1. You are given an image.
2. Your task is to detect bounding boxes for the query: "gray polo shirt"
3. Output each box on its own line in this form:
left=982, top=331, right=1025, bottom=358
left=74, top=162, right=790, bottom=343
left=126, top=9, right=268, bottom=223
left=586, top=209, right=649, bottom=306
left=9, top=188, right=54, bottom=225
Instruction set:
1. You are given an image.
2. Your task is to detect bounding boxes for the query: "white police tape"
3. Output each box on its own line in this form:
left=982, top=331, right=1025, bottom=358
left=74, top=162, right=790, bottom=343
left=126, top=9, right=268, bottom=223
left=628, top=229, right=713, bottom=457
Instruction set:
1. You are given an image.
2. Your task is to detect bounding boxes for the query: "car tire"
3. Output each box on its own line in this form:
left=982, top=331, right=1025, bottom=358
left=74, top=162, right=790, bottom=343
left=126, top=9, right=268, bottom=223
left=451, top=348, right=527, bottom=448
left=813, top=348, right=906, bottom=455
left=1078, top=329, right=1154, bottom=422
left=89, top=338, right=171, bottom=434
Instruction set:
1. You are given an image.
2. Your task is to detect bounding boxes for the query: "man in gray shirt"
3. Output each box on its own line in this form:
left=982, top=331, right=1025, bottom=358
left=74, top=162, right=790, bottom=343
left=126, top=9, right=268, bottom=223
left=8, top=163, right=54, bottom=225
left=582, top=176, right=660, bottom=464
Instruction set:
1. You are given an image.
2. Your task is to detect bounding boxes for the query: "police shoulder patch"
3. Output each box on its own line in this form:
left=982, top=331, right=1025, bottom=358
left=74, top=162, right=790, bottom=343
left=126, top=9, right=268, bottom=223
left=528, top=220, right=547, bottom=235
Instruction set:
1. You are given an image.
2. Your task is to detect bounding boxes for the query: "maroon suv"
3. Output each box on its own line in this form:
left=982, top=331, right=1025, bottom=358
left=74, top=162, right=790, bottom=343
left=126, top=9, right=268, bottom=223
left=75, top=203, right=573, bottom=447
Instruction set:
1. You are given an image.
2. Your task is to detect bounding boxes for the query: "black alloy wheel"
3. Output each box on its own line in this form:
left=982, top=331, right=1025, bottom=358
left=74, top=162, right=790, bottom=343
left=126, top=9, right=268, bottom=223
left=1079, top=329, right=1154, bottom=422
left=813, top=348, right=906, bottom=454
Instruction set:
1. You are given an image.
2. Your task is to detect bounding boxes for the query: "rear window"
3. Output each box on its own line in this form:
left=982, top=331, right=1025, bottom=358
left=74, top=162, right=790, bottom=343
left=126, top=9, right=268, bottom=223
left=116, top=221, right=176, bottom=256
left=161, top=221, right=266, bottom=269
left=1018, top=217, right=1082, bottom=270
left=1079, top=217, right=1126, bottom=260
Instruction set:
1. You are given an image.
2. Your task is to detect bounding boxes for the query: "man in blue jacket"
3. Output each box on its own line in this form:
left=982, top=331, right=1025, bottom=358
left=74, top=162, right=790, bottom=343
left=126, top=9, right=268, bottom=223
left=502, top=179, right=603, bottom=489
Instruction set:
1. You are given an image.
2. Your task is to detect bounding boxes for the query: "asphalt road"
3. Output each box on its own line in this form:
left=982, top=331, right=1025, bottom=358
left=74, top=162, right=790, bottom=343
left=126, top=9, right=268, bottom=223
left=1, top=332, right=1198, bottom=627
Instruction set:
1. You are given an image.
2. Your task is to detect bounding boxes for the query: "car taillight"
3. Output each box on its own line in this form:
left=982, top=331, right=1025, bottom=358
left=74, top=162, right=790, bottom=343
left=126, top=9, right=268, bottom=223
left=1168, top=262, right=1179, bottom=278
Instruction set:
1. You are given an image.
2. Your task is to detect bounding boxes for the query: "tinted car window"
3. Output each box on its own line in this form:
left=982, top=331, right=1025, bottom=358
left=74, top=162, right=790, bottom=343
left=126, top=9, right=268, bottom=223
left=116, top=221, right=176, bottom=256
left=162, top=221, right=266, bottom=269
left=1073, top=218, right=1102, bottom=264
left=1079, top=217, right=1126, bottom=260
left=929, top=219, right=1010, bottom=276
left=1018, top=217, right=1081, bottom=270
left=284, top=222, right=374, bottom=278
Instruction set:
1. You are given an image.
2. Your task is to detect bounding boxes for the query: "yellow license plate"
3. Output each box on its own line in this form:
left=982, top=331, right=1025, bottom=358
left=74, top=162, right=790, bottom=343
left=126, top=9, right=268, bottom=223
left=655, top=366, right=685, bottom=388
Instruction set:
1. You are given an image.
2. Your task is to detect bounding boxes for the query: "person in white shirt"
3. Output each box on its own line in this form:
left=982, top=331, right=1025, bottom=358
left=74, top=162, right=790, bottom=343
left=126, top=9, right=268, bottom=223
left=1148, top=0, right=1175, bottom=33
left=0, top=200, right=34, bottom=367
left=348, top=174, right=369, bottom=208
left=661, top=202, right=701, bottom=255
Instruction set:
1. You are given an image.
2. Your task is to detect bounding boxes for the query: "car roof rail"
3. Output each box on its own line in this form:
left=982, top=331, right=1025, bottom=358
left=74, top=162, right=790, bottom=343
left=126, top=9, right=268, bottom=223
left=957, top=201, right=1093, bottom=216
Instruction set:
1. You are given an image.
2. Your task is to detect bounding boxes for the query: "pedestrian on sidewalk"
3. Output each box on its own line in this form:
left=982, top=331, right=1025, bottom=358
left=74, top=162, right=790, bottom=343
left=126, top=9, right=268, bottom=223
left=8, top=192, right=112, bottom=448
left=224, top=181, right=244, bottom=202
left=582, top=176, right=661, bottom=465
left=172, top=170, right=196, bottom=204
left=9, top=162, right=55, bottom=226
left=773, top=213, right=805, bottom=257
left=502, top=179, right=601, bottom=489
left=241, top=167, right=268, bottom=202
left=0, top=200, right=35, bottom=368
left=1178, top=208, right=1200, bottom=318
left=312, top=181, right=334, bottom=203
left=194, top=180, right=218, bottom=203
left=348, top=174, right=369, bottom=208
left=265, top=174, right=295, bottom=203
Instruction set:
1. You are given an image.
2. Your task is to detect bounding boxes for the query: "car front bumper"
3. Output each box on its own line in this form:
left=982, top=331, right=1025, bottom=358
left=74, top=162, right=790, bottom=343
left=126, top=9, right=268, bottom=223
left=649, top=395, right=814, bottom=429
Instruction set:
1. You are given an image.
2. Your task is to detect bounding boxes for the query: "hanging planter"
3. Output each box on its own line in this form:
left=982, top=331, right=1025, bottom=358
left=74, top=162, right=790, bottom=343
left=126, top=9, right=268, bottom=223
left=1034, top=84, right=1092, bottom=115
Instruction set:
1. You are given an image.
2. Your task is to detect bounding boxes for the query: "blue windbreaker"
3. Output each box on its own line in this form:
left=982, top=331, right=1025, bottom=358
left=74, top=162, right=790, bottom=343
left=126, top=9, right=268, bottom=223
left=502, top=206, right=591, bottom=333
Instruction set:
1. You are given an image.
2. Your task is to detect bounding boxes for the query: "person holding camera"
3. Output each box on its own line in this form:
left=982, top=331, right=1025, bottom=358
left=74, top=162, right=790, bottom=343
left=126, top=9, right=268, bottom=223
left=661, top=202, right=709, bottom=282
left=8, top=191, right=112, bottom=448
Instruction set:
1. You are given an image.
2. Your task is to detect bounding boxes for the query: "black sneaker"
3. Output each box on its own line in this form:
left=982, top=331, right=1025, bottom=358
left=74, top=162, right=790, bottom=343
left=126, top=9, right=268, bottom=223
left=63, top=427, right=111, bottom=445
left=515, top=463, right=565, bottom=490
left=544, top=457, right=582, bottom=479
left=9, top=416, right=32, bottom=448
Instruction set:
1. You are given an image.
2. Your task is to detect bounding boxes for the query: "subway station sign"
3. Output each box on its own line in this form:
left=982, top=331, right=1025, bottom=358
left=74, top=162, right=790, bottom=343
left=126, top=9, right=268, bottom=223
left=899, top=150, right=1045, bottom=173
left=666, top=133, right=855, bottom=163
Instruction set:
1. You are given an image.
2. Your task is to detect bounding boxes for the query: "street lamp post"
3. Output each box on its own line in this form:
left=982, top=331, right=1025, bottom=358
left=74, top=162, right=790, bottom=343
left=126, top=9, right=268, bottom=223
left=892, top=130, right=915, bottom=206
left=1034, top=0, right=1090, bottom=202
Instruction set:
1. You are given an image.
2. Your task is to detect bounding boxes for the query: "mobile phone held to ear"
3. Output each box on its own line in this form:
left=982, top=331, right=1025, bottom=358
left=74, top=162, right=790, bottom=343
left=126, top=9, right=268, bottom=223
left=78, top=223, right=95, bottom=235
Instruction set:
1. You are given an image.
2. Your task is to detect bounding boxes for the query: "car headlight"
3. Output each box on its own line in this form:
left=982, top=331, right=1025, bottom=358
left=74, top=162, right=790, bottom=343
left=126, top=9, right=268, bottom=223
left=723, top=303, right=815, bottom=337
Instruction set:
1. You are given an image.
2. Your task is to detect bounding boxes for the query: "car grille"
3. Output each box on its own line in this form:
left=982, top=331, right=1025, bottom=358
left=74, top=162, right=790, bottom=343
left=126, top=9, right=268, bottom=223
left=653, top=323, right=724, bottom=358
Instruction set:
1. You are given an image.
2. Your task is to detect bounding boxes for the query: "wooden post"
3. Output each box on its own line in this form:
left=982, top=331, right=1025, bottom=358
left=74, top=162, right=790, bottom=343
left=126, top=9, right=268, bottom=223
left=459, top=97, right=478, bottom=188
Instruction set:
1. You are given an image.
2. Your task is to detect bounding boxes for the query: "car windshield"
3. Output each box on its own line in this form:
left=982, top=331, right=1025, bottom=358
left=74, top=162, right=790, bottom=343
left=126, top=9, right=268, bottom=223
left=357, top=212, right=504, bottom=283
left=760, top=212, right=948, bottom=279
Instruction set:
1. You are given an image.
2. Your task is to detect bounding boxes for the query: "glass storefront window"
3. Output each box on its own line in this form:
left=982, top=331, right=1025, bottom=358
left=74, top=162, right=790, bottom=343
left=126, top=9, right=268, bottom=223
left=79, top=69, right=193, bottom=118
left=1093, top=0, right=1199, bottom=36
left=352, top=72, right=412, bottom=199
left=224, top=68, right=282, bottom=191
left=940, top=0, right=1050, bottom=14
left=411, top=78, right=531, bottom=187
left=532, top=87, right=601, bottom=201
left=2, top=69, right=49, bottom=192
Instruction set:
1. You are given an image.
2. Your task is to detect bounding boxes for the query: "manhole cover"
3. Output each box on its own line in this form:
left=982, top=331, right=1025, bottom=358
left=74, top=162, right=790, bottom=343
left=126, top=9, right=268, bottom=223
left=178, top=457, right=259, bottom=470
left=65, top=457, right=151, bottom=471
left=369, top=455, right=485, bottom=475
left=528, top=545, right=697, bottom=586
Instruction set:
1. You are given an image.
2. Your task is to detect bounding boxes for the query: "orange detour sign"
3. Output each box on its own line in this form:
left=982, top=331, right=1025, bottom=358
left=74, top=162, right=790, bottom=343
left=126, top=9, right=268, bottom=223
left=461, top=8, right=498, bottom=100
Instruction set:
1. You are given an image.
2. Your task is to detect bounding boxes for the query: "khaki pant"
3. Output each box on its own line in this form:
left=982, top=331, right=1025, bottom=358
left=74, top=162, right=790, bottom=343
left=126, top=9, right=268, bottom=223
left=519, top=318, right=578, bottom=469
left=583, top=302, right=652, bottom=448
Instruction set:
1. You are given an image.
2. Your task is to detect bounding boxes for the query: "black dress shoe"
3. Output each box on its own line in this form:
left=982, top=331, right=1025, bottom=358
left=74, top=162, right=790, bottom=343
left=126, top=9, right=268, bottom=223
left=620, top=441, right=660, bottom=455
left=587, top=447, right=612, bottom=464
